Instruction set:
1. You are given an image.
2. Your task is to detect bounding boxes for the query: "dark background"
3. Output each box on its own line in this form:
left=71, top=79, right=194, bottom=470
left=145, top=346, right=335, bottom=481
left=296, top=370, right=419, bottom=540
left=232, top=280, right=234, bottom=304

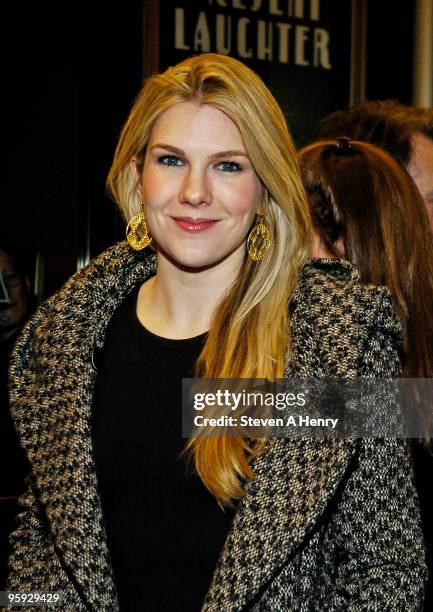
left=4, top=0, right=415, bottom=300
left=157, top=0, right=352, bottom=147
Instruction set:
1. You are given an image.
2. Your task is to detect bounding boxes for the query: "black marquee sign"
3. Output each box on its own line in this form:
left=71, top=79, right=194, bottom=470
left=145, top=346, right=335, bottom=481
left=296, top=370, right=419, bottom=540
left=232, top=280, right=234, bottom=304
left=143, top=0, right=366, bottom=145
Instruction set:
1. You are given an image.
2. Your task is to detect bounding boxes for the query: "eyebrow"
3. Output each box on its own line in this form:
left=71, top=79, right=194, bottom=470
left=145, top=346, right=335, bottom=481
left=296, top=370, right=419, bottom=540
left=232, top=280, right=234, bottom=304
left=150, top=143, right=248, bottom=160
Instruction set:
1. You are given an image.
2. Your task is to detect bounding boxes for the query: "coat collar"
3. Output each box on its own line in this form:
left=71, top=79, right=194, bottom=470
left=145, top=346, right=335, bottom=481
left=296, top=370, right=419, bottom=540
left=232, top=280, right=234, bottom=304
left=10, top=242, right=157, bottom=610
left=10, top=243, right=359, bottom=610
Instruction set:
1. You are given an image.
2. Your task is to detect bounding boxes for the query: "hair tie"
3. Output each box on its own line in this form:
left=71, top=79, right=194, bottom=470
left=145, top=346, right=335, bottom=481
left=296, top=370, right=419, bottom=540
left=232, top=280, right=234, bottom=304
left=337, top=136, right=352, bottom=149
left=321, top=136, right=356, bottom=160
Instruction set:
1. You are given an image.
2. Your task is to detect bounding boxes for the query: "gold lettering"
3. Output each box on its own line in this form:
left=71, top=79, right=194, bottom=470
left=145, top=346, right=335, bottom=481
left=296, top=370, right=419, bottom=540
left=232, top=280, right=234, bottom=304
left=269, top=0, right=283, bottom=16
left=216, top=14, right=232, bottom=54
left=295, top=25, right=310, bottom=65
left=310, top=0, right=320, bottom=20
left=194, top=12, right=211, bottom=52
left=257, top=20, right=273, bottom=60
left=237, top=17, right=253, bottom=57
left=314, top=28, right=331, bottom=68
left=276, top=22, right=292, bottom=63
left=288, top=0, right=320, bottom=20
left=174, top=8, right=190, bottom=50
left=294, top=0, right=305, bottom=19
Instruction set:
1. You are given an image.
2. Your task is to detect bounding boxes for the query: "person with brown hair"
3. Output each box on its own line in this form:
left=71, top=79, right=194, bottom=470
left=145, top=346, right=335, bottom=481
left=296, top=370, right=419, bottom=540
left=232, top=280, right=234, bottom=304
left=6, top=56, right=427, bottom=610
left=298, top=137, right=433, bottom=380
left=314, top=100, right=433, bottom=231
left=298, top=137, right=433, bottom=609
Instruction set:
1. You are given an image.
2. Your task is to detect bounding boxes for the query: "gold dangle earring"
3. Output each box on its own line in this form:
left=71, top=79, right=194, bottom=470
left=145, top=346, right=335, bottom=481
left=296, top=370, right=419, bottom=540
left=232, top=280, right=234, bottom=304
left=126, top=202, right=152, bottom=251
left=247, top=214, right=271, bottom=261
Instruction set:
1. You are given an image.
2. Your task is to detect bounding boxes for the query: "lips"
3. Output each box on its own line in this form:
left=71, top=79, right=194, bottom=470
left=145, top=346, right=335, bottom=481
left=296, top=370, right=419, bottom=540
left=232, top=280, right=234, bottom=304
left=172, top=217, right=220, bottom=232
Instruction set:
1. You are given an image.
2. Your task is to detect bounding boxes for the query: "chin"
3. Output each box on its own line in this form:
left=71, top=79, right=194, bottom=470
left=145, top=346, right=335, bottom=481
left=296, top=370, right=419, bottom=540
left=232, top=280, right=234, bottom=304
left=173, top=254, right=226, bottom=271
left=158, top=243, right=237, bottom=271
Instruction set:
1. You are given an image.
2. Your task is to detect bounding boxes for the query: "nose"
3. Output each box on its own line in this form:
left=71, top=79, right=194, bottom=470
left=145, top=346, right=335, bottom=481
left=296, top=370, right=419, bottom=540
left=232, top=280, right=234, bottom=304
left=179, top=167, right=211, bottom=207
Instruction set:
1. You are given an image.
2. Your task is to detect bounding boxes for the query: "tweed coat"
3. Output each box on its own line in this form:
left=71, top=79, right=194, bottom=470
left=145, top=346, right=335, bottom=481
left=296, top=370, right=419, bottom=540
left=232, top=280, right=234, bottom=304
left=6, top=241, right=427, bottom=611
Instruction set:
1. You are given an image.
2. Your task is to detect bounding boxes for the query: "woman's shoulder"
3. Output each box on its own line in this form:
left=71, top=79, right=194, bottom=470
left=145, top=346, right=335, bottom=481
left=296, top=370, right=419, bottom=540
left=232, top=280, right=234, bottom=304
left=56, top=241, right=155, bottom=301
left=295, top=258, right=402, bottom=332
left=289, top=258, right=403, bottom=377
left=9, top=242, right=156, bottom=377
left=22, top=241, right=154, bottom=319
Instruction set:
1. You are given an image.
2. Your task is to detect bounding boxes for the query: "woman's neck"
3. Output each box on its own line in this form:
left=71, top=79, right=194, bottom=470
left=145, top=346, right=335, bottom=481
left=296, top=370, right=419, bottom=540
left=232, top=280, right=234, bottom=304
left=136, top=246, right=245, bottom=339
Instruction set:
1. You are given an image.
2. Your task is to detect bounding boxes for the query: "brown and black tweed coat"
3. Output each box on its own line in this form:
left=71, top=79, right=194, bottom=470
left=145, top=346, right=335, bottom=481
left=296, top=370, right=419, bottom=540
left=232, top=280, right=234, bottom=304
left=6, top=241, right=427, bottom=611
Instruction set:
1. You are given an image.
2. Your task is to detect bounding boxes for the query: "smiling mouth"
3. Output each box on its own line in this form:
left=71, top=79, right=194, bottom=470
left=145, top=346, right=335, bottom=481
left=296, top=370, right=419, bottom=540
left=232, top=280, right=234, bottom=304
left=171, top=217, right=220, bottom=232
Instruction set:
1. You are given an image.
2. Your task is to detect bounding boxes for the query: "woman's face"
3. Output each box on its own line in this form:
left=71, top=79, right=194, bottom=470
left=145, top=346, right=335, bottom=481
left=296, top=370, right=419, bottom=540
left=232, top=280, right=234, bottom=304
left=136, top=102, right=262, bottom=270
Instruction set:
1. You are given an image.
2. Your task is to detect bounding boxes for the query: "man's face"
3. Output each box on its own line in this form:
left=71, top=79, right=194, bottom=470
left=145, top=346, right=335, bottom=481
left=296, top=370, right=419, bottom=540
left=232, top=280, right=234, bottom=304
left=0, top=250, right=28, bottom=333
left=407, top=132, right=433, bottom=232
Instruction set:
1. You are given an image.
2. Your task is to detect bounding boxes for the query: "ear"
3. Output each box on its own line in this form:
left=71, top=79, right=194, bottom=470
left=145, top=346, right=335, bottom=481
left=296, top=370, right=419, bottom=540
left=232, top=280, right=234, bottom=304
left=130, top=155, right=140, bottom=186
left=130, top=155, right=145, bottom=207
left=256, top=184, right=266, bottom=216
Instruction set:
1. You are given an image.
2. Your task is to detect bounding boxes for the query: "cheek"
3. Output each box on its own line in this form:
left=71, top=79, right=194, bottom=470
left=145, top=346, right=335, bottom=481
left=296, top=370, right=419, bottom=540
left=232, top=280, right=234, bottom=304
left=223, top=178, right=261, bottom=216
left=8, top=284, right=23, bottom=302
left=142, top=170, right=183, bottom=214
left=141, top=171, right=160, bottom=209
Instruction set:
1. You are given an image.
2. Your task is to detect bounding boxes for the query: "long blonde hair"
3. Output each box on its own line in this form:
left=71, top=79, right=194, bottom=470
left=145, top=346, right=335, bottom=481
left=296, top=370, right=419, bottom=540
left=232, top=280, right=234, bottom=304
left=107, top=54, right=312, bottom=506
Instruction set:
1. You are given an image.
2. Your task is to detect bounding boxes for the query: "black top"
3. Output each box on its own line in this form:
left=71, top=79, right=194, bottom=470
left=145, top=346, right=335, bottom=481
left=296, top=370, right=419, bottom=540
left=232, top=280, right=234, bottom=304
left=91, top=285, right=233, bottom=611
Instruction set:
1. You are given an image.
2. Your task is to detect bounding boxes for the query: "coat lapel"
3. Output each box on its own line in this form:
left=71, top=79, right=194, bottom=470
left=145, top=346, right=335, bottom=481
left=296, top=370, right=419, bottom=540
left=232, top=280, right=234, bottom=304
left=203, top=437, right=357, bottom=610
left=203, top=260, right=362, bottom=610
left=11, top=243, right=156, bottom=610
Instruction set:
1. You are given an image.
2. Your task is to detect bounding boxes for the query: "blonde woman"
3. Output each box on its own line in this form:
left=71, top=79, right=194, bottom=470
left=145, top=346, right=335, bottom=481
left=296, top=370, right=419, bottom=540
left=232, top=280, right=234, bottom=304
left=7, top=54, right=426, bottom=611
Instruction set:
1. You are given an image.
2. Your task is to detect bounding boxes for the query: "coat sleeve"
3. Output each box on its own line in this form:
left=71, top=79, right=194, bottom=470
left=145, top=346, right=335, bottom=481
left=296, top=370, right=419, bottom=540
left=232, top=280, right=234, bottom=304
left=6, top=305, right=57, bottom=596
left=6, top=476, right=86, bottom=612
left=6, top=302, right=89, bottom=611
left=323, top=290, right=427, bottom=611
left=7, top=476, right=54, bottom=592
left=323, top=438, right=427, bottom=611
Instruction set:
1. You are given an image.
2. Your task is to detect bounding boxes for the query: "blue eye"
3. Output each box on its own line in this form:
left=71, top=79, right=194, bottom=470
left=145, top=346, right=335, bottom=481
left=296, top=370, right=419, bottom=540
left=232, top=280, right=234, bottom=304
left=159, top=155, right=183, bottom=167
left=217, top=161, right=242, bottom=172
